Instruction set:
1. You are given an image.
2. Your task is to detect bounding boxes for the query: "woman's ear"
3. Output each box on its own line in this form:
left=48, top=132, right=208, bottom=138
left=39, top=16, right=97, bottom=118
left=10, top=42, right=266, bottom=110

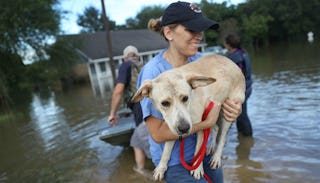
left=163, top=26, right=173, bottom=41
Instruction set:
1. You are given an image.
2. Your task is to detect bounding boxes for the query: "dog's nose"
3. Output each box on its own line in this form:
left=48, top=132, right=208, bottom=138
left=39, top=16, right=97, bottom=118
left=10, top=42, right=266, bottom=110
left=177, top=123, right=190, bottom=134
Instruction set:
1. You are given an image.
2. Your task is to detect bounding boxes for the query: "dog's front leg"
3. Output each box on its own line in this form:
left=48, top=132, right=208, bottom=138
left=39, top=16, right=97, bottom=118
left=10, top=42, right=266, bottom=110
left=191, top=131, right=204, bottom=180
left=153, top=141, right=175, bottom=181
left=210, top=118, right=232, bottom=168
left=207, top=124, right=219, bottom=155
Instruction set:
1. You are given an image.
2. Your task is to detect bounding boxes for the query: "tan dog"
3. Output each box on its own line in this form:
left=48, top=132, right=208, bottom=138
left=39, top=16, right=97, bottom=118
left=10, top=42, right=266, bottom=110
left=131, top=54, right=245, bottom=180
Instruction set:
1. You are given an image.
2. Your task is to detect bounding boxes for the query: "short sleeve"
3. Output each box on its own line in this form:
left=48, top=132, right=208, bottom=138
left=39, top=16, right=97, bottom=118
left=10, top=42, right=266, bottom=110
left=137, top=61, right=164, bottom=120
left=116, top=61, right=131, bottom=86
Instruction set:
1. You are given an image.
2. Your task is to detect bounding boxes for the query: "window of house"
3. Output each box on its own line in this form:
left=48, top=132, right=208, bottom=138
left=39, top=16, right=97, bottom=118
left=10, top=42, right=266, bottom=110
left=99, top=62, right=106, bottom=72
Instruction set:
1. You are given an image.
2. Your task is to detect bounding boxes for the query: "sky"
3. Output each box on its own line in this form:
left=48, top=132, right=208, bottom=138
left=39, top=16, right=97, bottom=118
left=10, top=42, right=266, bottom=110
left=59, top=0, right=245, bottom=35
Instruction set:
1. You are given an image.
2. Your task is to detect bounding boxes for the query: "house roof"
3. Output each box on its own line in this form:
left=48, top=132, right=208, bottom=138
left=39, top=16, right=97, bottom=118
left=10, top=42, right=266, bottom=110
left=62, top=29, right=168, bottom=60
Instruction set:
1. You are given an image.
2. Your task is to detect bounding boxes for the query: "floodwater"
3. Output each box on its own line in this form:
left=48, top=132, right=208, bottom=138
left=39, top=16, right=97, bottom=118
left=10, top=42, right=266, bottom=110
left=0, top=42, right=319, bottom=183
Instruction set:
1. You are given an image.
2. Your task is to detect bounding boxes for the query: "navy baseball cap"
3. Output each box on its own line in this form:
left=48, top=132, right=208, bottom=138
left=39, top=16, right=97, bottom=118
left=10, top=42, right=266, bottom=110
left=161, top=1, right=219, bottom=32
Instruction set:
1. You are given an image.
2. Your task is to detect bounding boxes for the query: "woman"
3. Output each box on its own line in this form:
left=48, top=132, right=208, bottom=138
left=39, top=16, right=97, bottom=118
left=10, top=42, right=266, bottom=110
left=137, top=2, right=242, bottom=182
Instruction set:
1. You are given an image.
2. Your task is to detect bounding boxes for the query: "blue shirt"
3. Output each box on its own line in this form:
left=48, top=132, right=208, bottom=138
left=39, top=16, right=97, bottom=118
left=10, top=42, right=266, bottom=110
left=116, top=61, right=132, bottom=87
left=136, top=49, right=206, bottom=166
left=226, top=49, right=253, bottom=98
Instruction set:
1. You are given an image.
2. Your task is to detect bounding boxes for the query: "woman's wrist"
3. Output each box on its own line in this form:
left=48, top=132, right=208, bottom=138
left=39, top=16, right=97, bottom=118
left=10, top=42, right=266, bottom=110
left=191, top=120, right=210, bottom=134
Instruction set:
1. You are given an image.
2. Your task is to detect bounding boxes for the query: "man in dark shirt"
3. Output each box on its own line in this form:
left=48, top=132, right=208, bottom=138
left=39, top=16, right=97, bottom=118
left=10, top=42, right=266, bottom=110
left=108, top=45, right=141, bottom=125
left=108, top=45, right=151, bottom=176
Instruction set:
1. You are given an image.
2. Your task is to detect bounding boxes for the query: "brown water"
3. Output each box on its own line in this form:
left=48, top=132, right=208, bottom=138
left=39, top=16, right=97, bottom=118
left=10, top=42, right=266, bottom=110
left=0, top=42, right=319, bottom=183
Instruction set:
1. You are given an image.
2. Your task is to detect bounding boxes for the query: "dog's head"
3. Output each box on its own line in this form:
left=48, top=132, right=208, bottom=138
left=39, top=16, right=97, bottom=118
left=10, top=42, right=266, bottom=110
left=131, top=70, right=216, bottom=135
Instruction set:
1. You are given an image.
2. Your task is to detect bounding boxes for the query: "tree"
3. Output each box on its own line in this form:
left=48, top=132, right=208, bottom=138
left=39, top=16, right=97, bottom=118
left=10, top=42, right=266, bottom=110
left=77, top=6, right=104, bottom=33
left=244, top=0, right=320, bottom=42
left=45, top=36, right=82, bottom=80
left=200, top=1, right=234, bottom=45
left=218, top=18, right=240, bottom=44
left=0, top=0, right=61, bottom=103
left=242, top=13, right=273, bottom=47
left=0, top=0, right=61, bottom=60
left=135, top=6, right=164, bottom=28
left=124, top=18, right=139, bottom=29
left=124, top=5, right=164, bottom=29
left=77, top=6, right=116, bottom=33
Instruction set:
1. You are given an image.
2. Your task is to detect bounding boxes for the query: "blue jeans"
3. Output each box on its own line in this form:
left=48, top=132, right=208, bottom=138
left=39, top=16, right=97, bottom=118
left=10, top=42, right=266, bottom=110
left=236, top=99, right=252, bottom=136
left=164, top=155, right=224, bottom=183
left=132, top=102, right=143, bottom=126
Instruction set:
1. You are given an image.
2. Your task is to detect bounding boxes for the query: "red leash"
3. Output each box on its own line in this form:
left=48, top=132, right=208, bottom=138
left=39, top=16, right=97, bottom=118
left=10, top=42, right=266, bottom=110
left=179, top=101, right=214, bottom=183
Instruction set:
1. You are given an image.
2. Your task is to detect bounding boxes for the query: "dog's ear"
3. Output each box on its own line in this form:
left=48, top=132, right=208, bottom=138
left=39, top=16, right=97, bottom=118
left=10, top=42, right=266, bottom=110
left=187, top=75, right=216, bottom=89
left=131, top=80, right=152, bottom=103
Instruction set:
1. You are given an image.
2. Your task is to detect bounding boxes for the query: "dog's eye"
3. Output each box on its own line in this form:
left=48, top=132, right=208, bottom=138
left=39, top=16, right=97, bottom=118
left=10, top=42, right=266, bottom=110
left=182, top=96, right=188, bottom=102
left=161, top=101, right=170, bottom=107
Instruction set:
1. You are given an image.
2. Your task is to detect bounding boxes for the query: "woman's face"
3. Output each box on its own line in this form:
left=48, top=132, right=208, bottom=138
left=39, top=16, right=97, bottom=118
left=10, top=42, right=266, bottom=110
left=167, top=25, right=203, bottom=57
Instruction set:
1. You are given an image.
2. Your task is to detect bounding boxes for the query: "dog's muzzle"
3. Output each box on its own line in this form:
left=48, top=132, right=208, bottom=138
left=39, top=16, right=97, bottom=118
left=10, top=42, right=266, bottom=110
left=177, top=122, right=190, bottom=135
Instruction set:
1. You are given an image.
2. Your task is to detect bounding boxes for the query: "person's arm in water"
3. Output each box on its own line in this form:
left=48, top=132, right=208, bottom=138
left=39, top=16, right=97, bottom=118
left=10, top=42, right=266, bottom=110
left=146, top=99, right=242, bottom=143
left=108, top=83, right=125, bottom=126
left=108, top=59, right=132, bottom=126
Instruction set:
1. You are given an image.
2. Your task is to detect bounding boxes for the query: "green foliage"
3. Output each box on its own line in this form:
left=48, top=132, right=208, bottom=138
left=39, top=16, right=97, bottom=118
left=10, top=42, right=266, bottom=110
left=242, top=13, right=273, bottom=47
left=135, top=6, right=165, bottom=29
left=200, top=1, right=239, bottom=44
left=204, top=31, right=220, bottom=46
left=25, top=61, right=49, bottom=85
left=125, top=18, right=140, bottom=29
left=77, top=6, right=104, bottom=33
left=0, top=0, right=62, bottom=105
left=216, top=18, right=240, bottom=44
left=244, top=0, right=320, bottom=41
left=76, top=0, right=320, bottom=44
left=0, top=0, right=61, bottom=59
left=77, top=5, right=165, bottom=30
left=201, top=0, right=320, bottom=45
left=46, top=36, right=82, bottom=77
left=0, top=52, right=30, bottom=91
left=77, top=6, right=116, bottom=33
left=0, top=52, right=33, bottom=107
left=23, top=36, right=83, bottom=89
left=120, top=5, right=165, bottom=29
left=201, top=0, right=230, bottom=22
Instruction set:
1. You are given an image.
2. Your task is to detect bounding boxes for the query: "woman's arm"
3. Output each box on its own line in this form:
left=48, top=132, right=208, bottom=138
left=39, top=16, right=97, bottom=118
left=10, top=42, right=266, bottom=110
left=145, top=100, right=222, bottom=143
left=145, top=99, right=242, bottom=143
left=145, top=116, right=177, bottom=143
left=108, top=83, right=125, bottom=126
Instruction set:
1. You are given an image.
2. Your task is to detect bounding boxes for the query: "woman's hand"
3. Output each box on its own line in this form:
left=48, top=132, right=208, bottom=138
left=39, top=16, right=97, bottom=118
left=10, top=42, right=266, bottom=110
left=222, top=99, right=242, bottom=122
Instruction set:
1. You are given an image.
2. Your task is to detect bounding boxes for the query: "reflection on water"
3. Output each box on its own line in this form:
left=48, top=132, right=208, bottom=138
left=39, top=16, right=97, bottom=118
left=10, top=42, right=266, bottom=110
left=0, top=42, right=320, bottom=183
left=223, top=42, right=320, bottom=183
left=233, top=135, right=268, bottom=183
left=30, top=92, right=68, bottom=151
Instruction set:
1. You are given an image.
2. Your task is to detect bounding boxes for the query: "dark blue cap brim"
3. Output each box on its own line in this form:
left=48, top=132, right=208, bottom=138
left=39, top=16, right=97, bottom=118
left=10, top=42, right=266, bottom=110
left=181, top=16, right=219, bottom=32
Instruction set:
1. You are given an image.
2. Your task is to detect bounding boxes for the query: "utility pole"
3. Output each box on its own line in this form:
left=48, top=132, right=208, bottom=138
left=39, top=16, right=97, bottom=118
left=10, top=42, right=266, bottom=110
left=100, top=0, right=116, bottom=86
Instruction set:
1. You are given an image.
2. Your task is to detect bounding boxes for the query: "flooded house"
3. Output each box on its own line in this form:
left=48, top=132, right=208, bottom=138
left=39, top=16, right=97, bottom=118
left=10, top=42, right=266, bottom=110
left=64, top=29, right=208, bottom=97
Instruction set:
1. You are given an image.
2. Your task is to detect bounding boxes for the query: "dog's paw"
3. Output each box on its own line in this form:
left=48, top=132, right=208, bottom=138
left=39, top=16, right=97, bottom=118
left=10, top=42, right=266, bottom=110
left=210, top=153, right=222, bottom=169
left=191, top=163, right=204, bottom=180
left=153, top=164, right=167, bottom=181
